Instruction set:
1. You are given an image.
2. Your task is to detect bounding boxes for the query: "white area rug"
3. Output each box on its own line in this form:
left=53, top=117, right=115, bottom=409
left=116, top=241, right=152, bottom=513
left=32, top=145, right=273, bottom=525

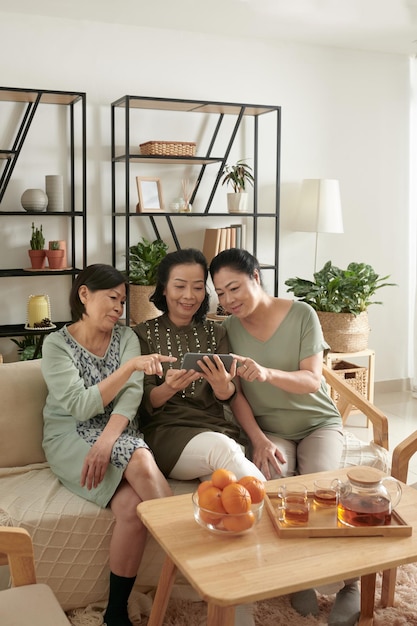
left=67, top=562, right=417, bottom=625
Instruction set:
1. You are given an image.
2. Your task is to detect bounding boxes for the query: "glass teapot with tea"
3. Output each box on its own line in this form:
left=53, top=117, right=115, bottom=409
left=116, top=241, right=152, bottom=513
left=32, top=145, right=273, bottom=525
left=335, top=467, right=402, bottom=527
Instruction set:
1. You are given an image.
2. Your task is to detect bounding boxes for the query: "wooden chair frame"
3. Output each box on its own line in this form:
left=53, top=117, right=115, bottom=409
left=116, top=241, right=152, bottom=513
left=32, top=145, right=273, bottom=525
left=0, top=526, right=36, bottom=587
left=0, top=526, right=70, bottom=624
left=322, top=364, right=388, bottom=451
left=381, top=430, right=417, bottom=606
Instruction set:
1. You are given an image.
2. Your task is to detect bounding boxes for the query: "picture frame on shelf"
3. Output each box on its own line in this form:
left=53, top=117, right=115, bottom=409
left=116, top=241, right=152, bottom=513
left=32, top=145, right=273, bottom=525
left=136, top=177, right=164, bottom=213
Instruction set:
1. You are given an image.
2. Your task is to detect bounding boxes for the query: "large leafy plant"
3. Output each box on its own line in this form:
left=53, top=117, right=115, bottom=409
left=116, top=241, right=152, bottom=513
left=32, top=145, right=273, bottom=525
left=285, top=261, right=396, bottom=315
left=221, top=159, right=254, bottom=193
left=127, top=237, right=168, bottom=285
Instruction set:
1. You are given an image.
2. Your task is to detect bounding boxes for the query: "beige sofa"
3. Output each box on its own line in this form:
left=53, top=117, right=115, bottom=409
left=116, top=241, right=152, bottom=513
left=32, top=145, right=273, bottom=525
left=0, top=359, right=390, bottom=614
left=0, top=359, right=199, bottom=613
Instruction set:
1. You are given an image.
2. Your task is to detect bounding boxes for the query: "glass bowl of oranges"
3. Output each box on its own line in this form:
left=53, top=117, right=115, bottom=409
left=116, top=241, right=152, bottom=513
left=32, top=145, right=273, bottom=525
left=192, top=469, right=265, bottom=536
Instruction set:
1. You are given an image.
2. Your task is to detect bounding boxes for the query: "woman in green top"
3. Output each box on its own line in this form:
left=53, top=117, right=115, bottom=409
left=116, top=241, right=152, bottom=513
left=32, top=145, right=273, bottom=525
left=210, top=249, right=359, bottom=626
left=134, top=248, right=264, bottom=483
left=41, top=264, right=175, bottom=626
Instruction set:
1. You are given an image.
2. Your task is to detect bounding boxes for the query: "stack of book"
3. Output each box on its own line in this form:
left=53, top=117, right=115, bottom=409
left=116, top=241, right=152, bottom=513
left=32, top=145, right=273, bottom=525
left=202, top=225, right=246, bottom=264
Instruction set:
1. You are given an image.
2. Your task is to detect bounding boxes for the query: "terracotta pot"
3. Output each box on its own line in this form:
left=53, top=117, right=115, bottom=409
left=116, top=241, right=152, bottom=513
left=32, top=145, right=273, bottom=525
left=28, top=249, right=46, bottom=270
left=45, top=249, right=65, bottom=270
left=129, top=284, right=162, bottom=325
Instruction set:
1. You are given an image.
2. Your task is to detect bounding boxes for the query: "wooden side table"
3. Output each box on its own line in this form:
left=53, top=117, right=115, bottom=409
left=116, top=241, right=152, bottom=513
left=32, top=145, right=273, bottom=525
left=324, top=349, right=375, bottom=424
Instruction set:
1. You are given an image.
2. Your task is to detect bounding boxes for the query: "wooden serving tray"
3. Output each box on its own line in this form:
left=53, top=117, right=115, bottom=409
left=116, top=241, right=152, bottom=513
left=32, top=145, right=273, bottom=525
left=264, top=492, right=412, bottom=538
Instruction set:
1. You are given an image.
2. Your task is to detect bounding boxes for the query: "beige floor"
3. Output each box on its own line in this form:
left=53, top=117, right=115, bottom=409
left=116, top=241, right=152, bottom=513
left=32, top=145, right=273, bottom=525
left=345, top=388, right=417, bottom=483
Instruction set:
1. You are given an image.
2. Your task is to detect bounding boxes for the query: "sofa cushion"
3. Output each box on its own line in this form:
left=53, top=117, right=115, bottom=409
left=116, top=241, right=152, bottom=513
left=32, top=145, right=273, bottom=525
left=0, top=360, right=46, bottom=467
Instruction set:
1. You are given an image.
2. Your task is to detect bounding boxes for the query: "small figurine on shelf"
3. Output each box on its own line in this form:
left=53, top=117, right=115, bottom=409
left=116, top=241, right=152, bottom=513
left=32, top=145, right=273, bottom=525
left=28, top=222, right=46, bottom=269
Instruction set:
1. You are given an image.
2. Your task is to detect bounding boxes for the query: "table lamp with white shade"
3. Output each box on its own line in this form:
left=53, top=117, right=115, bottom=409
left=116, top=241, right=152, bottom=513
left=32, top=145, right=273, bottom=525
left=294, top=179, right=344, bottom=273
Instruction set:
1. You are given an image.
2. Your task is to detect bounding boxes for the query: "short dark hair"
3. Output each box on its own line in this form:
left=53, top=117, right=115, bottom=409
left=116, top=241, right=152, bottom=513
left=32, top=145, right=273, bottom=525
left=150, top=248, right=209, bottom=322
left=70, top=264, right=128, bottom=321
left=209, top=248, right=262, bottom=284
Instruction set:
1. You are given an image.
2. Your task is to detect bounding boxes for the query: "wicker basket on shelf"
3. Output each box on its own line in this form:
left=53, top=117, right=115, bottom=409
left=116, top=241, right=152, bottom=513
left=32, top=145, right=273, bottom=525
left=139, top=141, right=196, bottom=157
left=330, top=360, right=368, bottom=406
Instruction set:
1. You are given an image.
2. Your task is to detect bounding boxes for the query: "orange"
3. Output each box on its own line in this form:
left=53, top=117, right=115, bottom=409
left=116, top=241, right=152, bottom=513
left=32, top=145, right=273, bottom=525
left=198, top=486, right=227, bottom=524
left=222, top=511, right=255, bottom=532
left=211, top=468, right=237, bottom=490
left=199, top=486, right=225, bottom=512
left=197, top=480, right=213, bottom=497
left=238, top=476, right=266, bottom=504
left=220, top=482, right=251, bottom=514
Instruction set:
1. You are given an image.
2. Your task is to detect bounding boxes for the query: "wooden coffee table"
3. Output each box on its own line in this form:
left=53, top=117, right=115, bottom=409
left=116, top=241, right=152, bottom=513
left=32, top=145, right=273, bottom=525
left=137, top=467, right=417, bottom=626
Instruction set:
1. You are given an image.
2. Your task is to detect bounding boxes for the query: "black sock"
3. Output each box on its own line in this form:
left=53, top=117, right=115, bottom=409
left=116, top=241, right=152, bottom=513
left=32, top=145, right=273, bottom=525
left=103, top=571, right=136, bottom=626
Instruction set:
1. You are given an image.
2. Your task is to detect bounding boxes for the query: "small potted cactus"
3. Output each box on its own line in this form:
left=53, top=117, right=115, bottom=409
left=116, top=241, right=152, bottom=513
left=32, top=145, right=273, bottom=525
left=45, top=240, right=65, bottom=270
left=28, top=223, right=46, bottom=269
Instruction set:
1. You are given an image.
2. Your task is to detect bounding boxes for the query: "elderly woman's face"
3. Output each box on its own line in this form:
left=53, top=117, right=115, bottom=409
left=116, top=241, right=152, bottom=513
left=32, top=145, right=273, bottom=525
left=163, top=262, right=205, bottom=325
left=212, top=267, right=260, bottom=318
left=80, top=283, right=126, bottom=328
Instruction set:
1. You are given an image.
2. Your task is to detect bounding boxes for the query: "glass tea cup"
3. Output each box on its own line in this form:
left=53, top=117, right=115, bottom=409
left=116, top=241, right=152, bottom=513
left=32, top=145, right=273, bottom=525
left=281, top=482, right=310, bottom=526
left=313, top=478, right=339, bottom=508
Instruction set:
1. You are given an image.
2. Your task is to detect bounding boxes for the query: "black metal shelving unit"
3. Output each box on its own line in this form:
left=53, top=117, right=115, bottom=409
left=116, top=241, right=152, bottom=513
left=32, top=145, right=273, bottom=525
left=0, top=86, right=87, bottom=341
left=111, top=95, right=281, bottom=322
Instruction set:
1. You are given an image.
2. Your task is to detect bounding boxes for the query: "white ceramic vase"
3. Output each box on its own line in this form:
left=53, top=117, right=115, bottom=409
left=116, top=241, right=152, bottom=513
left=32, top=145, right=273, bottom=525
left=45, top=175, right=64, bottom=212
left=21, top=189, right=48, bottom=212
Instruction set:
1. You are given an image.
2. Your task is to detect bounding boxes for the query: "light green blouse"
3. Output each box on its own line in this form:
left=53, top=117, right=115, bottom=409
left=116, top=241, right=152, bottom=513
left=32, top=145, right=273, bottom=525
left=41, top=325, right=144, bottom=507
left=223, top=301, right=342, bottom=440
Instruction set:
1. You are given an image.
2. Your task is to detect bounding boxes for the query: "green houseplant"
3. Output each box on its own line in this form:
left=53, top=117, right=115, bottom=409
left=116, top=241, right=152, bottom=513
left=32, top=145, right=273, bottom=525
left=221, top=159, right=254, bottom=214
left=285, top=261, right=396, bottom=352
left=127, top=237, right=168, bottom=325
left=10, top=335, right=41, bottom=360
left=28, top=222, right=46, bottom=269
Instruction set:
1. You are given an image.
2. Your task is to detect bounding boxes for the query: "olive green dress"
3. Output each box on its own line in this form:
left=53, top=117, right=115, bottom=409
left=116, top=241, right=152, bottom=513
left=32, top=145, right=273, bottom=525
left=134, top=314, right=245, bottom=476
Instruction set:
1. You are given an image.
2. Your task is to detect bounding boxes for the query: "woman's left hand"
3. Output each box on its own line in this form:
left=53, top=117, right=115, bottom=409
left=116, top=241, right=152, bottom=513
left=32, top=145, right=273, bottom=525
left=197, top=354, right=237, bottom=400
left=232, top=354, right=268, bottom=382
left=80, top=439, right=113, bottom=490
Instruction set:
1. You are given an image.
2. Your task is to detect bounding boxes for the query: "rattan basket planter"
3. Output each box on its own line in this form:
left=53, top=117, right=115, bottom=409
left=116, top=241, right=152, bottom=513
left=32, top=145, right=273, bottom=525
left=139, top=141, right=196, bottom=157
left=129, top=285, right=162, bottom=325
left=317, top=311, right=370, bottom=353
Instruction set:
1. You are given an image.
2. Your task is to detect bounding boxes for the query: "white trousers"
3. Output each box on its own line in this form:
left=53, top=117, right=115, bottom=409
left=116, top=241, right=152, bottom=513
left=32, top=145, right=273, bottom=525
left=169, top=431, right=265, bottom=482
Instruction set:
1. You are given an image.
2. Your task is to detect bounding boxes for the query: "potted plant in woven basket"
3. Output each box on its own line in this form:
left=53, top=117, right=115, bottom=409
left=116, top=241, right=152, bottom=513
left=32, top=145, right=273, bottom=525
left=127, top=237, right=168, bottom=325
left=285, top=261, right=396, bottom=352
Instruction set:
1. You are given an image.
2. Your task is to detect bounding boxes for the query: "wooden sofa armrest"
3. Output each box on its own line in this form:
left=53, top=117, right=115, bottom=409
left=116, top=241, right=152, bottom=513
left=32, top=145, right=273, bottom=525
left=0, top=526, right=36, bottom=586
left=390, top=431, right=417, bottom=483
left=322, top=364, right=389, bottom=451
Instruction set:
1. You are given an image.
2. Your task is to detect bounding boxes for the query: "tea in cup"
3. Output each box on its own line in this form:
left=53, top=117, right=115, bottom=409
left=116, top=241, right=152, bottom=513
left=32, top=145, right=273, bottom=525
left=282, top=483, right=309, bottom=526
left=313, top=478, right=338, bottom=507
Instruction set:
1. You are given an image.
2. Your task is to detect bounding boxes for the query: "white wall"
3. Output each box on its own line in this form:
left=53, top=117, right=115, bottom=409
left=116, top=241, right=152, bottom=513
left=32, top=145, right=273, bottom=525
left=0, top=11, right=411, bottom=384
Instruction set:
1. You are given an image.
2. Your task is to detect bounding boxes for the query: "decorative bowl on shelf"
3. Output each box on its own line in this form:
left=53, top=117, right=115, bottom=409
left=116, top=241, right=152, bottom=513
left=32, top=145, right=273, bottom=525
left=192, top=490, right=264, bottom=536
